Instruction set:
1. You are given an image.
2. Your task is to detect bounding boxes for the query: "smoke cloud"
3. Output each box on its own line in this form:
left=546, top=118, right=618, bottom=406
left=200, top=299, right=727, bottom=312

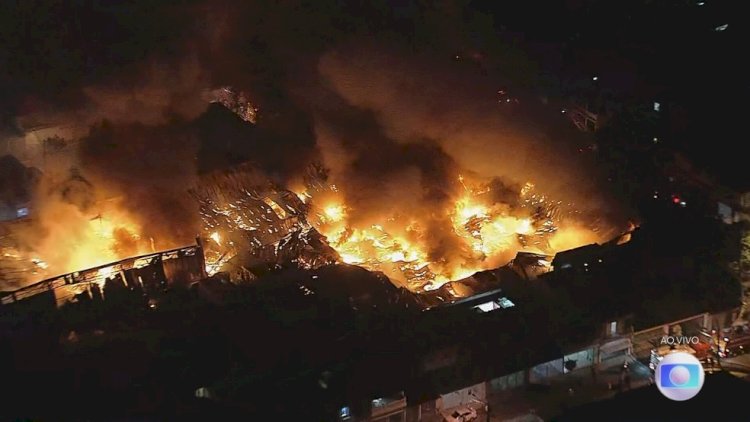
left=315, top=46, right=621, bottom=224
left=292, top=42, right=632, bottom=283
left=77, top=120, right=202, bottom=247
left=1, top=0, right=633, bottom=288
left=81, top=56, right=212, bottom=126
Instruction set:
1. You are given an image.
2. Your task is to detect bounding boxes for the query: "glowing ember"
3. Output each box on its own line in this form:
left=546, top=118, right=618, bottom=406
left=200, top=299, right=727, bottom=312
left=210, top=231, right=222, bottom=245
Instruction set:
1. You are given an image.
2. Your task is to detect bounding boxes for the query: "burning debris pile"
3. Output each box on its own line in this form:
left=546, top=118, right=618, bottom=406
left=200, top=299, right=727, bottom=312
left=186, top=105, right=605, bottom=293
left=190, top=163, right=339, bottom=279
left=289, top=164, right=602, bottom=292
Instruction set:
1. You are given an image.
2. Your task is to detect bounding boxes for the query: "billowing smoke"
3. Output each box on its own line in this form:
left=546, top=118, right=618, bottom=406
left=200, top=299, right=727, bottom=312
left=77, top=121, right=202, bottom=247
left=293, top=44, right=629, bottom=284
left=315, top=46, right=620, bottom=224
left=315, top=107, right=471, bottom=273
left=81, top=57, right=212, bottom=126
left=3, top=50, right=221, bottom=286
left=1, top=0, right=631, bottom=289
left=1, top=1, right=318, bottom=286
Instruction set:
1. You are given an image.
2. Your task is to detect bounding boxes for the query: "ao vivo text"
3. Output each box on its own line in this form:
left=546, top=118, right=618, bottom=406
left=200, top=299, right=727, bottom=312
left=660, top=336, right=700, bottom=345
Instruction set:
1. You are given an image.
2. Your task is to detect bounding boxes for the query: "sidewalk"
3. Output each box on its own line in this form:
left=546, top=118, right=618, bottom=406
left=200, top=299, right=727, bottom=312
left=487, top=358, right=653, bottom=421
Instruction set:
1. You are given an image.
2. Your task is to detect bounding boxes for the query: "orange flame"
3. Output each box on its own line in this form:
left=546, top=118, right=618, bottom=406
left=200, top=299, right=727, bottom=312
left=311, top=176, right=603, bottom=291
left=23, top=199, right=149, bottom=283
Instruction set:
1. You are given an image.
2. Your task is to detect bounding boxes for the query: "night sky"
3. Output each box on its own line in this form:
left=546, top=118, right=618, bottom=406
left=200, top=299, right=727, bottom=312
left=476, top=0, right=749, bottom=188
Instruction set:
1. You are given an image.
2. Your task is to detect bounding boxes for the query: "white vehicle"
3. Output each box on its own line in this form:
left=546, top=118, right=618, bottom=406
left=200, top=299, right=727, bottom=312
left=443, top=406, right=478, bottom=422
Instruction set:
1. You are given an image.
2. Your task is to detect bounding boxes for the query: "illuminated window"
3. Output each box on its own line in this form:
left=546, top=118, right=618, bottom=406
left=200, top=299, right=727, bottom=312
left=474, top=297, right=515, bottom=313
left=653, top=102, right=660, bottom=112
left=339, top=406, right=351, bottom=420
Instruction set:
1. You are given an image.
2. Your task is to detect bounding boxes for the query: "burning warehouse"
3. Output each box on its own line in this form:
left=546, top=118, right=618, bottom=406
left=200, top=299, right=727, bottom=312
left=0, top=81, right=618, bottom=305
left=192, top=162, right=606, bottom=295
left=1, top=242, right=206, bottom=310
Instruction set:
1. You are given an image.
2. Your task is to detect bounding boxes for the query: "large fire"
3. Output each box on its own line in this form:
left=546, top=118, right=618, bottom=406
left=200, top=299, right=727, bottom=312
left=64, top=214, right=146, bottom=273
left=306, top=176, right=601, bottom=291
left=2, top=83, right=607, bottom=295
left=4, top=168, right=601, bottom=295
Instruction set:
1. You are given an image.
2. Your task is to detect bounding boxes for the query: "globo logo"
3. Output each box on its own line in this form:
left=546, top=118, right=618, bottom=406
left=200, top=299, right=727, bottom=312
left=655, top=351, right=705, bottom=401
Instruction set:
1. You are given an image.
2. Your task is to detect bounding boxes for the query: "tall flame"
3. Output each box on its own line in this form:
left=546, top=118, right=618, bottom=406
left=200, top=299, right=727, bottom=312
left=61, top=213, right=145, bottom=275
left=14, top=200, right=149, bottom=285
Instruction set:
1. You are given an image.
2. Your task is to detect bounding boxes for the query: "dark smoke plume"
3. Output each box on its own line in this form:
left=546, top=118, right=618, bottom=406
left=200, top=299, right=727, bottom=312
left=1, top=1, right=632, bottom=287
left=315, top=45, right=623, bottom=223
left=77, top=120, right=202, bottom=249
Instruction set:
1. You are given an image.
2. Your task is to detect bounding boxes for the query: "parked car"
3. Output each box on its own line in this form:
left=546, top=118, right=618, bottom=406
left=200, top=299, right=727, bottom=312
left=443, top=406, right=478, bottom=422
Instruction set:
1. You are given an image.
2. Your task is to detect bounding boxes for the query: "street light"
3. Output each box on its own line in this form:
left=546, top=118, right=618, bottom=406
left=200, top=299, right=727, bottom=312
left=468, top=391, right=490, bottom=422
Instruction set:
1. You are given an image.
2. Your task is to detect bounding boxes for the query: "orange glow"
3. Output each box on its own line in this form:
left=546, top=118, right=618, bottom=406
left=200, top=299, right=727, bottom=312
left=77, top=216, right=139, bottom=269
left=63, top=215, right=143, bottom=274
left=311, top=176, right=604, bottom=291
left=26, top=199, right=149, bottom=283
